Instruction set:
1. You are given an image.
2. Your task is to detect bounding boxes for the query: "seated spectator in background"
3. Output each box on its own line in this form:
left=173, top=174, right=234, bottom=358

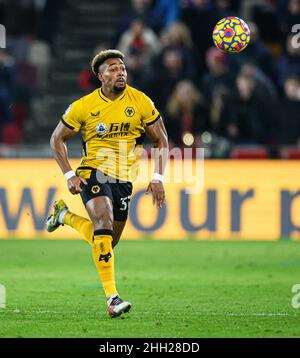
left=159, top=21, right=198, bottom=78
left=165, top=79, right=209, bottom=147
left=281, top=0, right=300, bottom=41
left=214, top=71, right=276, bottom=145
left=240, top=62, right=278, bottom=101
left=251, top=0, right=283, bottom=53
left=145, top=48, right=194, bottom=111
left=180, top=0, right=217, bottom=72
left=277, top=35, right=300, bottom=89
left=279, top=74, right=300, bottom=145
left=117, top=18, right=161, bottom=89
left=229, top=22, right=275, bottom=80
left=112, top=0, right=154, bottom=47
left=112, top=0, right=178, bottom=46
left=200, top=46, right=234, bottom=103
left=117, top=18, right=161, bottom=65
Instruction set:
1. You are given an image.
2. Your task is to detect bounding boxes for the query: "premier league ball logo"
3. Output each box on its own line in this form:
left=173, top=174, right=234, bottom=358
left=96, top=123, right=108, bottom=135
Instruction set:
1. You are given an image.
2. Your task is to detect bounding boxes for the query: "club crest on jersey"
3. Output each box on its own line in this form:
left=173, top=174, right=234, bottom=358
left=95, top=122, right=107, bottom=135
left=124, top=107, right=135, bottom=117
left=91, top=185, right=101, bottom=194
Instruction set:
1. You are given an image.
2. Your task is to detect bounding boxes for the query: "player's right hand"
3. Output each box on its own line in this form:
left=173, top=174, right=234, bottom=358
left=67, top=176, right=87, bottom=195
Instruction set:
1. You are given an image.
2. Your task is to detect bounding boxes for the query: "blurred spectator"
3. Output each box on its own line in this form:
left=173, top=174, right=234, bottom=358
left=166, top=79, right=209, bottom=146
left=112, top=0, right=178, bottom=46
left=251, top=0, right=283, bottom=47
left=279, top=74, right=300, bottom=145
left=159, top=21, right=198, bottom=78
left=240, top=62, right=278, bottom=101
left=229, top=22, right=275, bottom=79
left=145, top=48, right=194, bottom=110
left=281, top=0, right=300, bottom=40
left=117, top=18, right=161, bottom=89
left=214, top=70, right=276, bottom=144
left=117, top=19, right=161, bottom=65
left=200, top=46, right=234, bottom=103
left=277, top=35, right=300, bottom=88
left=180, top=0, right=217, bottom=71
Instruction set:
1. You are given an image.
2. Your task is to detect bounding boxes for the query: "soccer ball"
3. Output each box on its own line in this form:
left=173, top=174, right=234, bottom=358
left=212, top=17, right=250, bottom=54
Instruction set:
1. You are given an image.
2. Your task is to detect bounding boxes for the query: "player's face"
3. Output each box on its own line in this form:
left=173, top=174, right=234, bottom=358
left=99, top=58, right=127, bottom=93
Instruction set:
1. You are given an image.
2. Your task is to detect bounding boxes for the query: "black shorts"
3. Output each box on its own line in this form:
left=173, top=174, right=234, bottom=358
left=79, top=170, right=133, bottom=221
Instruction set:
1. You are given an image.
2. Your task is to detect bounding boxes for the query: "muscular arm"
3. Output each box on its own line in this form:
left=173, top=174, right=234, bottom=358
left=145, top=117, right=169, bottom=175
left=50, top=121, right=77, bottom=174
left=145, top=117, right=169, bottom=208
left=50, top=121, right=86, bottom=194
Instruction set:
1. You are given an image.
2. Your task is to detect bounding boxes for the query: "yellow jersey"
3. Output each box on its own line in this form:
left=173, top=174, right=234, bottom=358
left=61, top=85, right=160, bottom=182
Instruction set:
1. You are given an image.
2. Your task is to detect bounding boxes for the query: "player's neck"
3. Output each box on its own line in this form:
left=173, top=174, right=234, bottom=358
left=101, top=86, right=125, bottom=101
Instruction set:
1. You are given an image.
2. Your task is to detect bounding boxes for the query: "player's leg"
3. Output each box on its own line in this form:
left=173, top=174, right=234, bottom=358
left=46, top=170, right=131, bottom=316
left=46, top=199, right=94, bottom=245
left=110, top=181, right=133, bottom=248
left=85, top=195, right=131, bottom=317
left=85, top=195, right=116, bottom=297
left=112, top=220, right=127, bottom=248
left=46, top=201, right=126, bottom=248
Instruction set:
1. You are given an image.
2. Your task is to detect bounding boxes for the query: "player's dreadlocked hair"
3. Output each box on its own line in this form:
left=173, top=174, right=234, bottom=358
left=91, top=49, right=125, bottom=76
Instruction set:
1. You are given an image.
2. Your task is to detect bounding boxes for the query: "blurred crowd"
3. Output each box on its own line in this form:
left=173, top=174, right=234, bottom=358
left=0, top=0, right=59, bottom=145
left=2, top=0, right=300, bottom=158
left=79, top=0, right=300, bottom=157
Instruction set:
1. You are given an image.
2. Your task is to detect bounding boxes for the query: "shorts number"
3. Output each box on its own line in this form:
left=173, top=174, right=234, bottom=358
left=120, top=196, right=131, bottom=211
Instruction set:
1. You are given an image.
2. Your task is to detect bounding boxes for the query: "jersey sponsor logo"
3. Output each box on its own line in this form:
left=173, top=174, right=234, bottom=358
left=96, top=122, right=131, bottom=138
left=95, top=122, right=108, bottom=135
left=106, top=122, right=131, bottom=138
left=124, top=107, right=135, bottom=117
left=109, top=122, right=130, bottom=132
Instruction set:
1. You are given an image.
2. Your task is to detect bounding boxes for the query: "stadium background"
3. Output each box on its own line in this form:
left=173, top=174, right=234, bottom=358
left=1, top=0, right=300, bottom=240
left=1, top=0, right=300, bottom=338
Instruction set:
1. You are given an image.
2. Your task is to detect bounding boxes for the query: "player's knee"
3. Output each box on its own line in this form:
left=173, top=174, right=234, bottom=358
left=93, top=210, right=113, bottom=230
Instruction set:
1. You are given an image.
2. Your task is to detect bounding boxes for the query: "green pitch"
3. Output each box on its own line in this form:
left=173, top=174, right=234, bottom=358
left=0, top=240, right=299, bottom=338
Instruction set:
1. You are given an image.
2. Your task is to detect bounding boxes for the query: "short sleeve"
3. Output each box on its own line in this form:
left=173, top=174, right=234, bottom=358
left=61, top=99, right=83, bottom=132
left=139, top=93, right=160, bottom=127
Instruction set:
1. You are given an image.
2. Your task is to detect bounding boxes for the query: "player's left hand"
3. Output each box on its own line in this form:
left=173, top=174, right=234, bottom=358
left=146, top=181, right=165, bottom=208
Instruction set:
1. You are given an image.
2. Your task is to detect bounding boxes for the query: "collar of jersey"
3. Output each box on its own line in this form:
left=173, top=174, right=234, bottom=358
left=99, top=88, right=126, bottom=103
